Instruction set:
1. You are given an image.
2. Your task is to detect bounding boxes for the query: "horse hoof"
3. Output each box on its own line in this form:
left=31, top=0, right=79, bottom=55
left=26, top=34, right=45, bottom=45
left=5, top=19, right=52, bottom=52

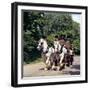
left=66, top=63, right=70, bottom=67
left=51, top=66, right=56, bottom=70
left=44, top=68, right=48, bottom=71
left=59, top=67, right=63, bottom=71
left=53, top=68, right=57, bottom=71
left=57, top=67, right=60, bottom=71
left=70, top=65, right=73, bottom=68
left=59, top=65, right=65, bottom=71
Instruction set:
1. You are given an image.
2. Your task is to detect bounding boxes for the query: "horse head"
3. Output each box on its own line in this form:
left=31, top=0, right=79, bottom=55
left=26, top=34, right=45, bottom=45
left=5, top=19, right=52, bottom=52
left=37, top=38, right=44, bottom=51
left=37, top=38, right=48, bottom=53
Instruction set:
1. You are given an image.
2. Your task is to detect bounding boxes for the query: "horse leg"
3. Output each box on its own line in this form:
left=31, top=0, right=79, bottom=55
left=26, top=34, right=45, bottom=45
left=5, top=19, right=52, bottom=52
left=69, top=50, right=74, bottom=66
left=65, top=54, right=70, bottom=67
left=44, top=61, right=50, bottom=71
left=59, top=53, right=64, bottom=64
left=70, top=55, right=74, bottom=66
left=42, top=53, right=48, bottom=70
left=45, top=56, right=52, bottom=70
left=57, top=62, right=65, bottom=71
left=51, top=62, right=56, bottom=70
left=51, top=58, right=57, bottom=70
left=46, top=57, right=49, bottom=64
left=58, top=53, right=65, bottom=70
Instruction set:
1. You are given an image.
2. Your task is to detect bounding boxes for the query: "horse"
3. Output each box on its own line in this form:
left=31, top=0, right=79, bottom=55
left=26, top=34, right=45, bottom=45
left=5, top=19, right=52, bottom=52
left=37, top=38, right=55, bottom=70
left=64, top=41, right=74, bottom=67
left=53, top=35, right=74, bottom=69
left=49, top=40, right=68, bottom=71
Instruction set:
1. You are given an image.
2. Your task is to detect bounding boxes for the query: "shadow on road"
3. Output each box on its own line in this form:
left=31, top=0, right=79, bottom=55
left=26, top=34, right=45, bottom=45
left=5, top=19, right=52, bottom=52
left=71, top=64, right=80, bottom=70
left=68, top=64, right=80, bottom=75
left=69, top=71, right=80, bottom=75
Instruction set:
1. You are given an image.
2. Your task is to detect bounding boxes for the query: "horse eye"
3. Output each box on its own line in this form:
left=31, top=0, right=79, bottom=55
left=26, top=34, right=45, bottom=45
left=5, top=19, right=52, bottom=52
left=41, top=42, right=43, bottom=45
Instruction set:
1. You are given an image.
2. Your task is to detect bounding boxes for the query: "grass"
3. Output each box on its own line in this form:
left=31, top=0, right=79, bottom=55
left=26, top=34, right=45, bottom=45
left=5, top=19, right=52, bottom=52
left=24, top=58, right=43, bottom=65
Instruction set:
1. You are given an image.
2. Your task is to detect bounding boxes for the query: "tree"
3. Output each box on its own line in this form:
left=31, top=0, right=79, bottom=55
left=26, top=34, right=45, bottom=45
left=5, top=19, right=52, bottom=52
left=23, top=11, right=47, bottom=63
left=23, top=11, right=80, bottom=63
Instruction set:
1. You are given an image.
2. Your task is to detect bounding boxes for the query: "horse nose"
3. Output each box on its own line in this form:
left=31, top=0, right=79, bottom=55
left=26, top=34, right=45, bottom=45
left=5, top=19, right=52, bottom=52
left=37, top=46, right=39, bottom=49
left=37, top=46, right=40, bottom=50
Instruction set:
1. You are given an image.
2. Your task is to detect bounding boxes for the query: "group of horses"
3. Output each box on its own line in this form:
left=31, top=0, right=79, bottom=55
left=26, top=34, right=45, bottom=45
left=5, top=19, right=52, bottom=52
left=37, top=37, right=74, bottom=71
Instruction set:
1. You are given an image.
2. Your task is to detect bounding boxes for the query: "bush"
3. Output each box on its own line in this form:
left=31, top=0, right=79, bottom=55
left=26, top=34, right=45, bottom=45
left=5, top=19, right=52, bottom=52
left=72, top=39, right=80, bottom=55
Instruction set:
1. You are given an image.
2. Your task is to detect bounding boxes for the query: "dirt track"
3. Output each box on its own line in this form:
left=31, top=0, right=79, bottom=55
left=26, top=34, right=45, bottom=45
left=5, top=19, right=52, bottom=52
left=23, top=56, right=80, bottom=77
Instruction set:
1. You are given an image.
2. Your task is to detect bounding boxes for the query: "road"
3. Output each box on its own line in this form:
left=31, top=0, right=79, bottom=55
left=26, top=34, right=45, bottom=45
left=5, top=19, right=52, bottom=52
left=23, top=56, right=80, bottom=77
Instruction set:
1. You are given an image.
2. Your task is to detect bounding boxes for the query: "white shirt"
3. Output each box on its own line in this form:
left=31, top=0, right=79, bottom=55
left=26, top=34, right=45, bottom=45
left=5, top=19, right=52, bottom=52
left=54, top=41, right=61, bottom=52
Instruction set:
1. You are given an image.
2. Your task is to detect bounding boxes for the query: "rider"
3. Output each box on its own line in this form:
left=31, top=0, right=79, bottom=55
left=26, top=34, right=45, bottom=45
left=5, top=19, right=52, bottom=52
left=54, top=35, right=60, bottom=52
left=64, top=37, right=74, bottom=55
left=64, top=39, right=74, bottom=66
left=58, top=35, right=67, bottom=66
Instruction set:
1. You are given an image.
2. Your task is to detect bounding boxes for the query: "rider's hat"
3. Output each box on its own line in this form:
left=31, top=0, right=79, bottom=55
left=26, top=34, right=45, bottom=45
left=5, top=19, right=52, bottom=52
left=54, top=35, right=58, bottom=39
left=59, top=35, right=65, bottom=40
left=42, top=35, right=46, bottom=39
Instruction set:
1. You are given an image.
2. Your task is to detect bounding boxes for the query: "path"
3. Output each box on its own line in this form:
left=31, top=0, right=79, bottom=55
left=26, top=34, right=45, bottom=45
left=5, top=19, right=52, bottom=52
left=23, top=56, right=80, bottom=77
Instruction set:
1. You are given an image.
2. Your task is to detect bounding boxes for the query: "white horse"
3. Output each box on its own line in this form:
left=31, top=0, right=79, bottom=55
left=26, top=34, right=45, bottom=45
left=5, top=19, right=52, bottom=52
left=37, top=38, right=55, bottom=70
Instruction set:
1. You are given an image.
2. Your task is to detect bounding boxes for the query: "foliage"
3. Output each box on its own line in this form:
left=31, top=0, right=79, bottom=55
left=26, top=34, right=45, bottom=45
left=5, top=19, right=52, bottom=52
left=23, top=11, right=80, bottom=63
